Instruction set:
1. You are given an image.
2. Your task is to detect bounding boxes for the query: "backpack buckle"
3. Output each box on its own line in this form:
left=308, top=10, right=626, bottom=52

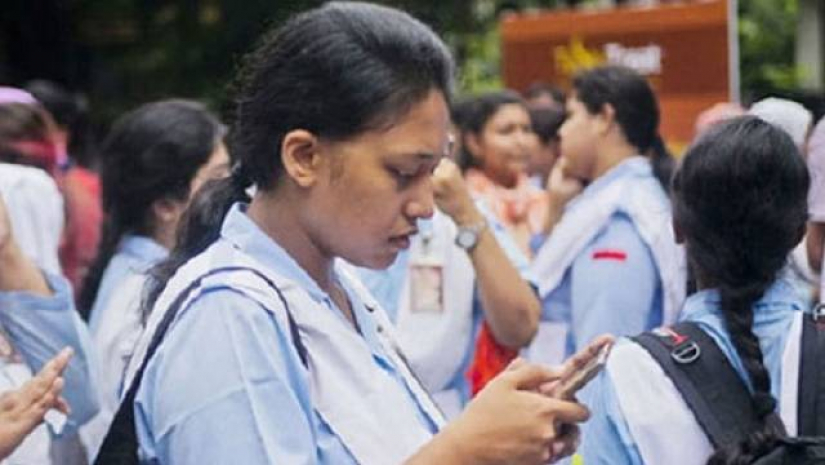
left=813, top=303, right=825, bottom=322
left=671, top=340, right=701, bottom=364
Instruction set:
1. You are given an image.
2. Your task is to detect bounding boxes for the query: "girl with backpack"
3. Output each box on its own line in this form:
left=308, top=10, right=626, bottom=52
left=580, top=116, right=813, bottom=464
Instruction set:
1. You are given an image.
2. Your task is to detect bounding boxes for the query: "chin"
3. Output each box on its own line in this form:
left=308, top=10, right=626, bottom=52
left=347, top=250, right=399, bottom=270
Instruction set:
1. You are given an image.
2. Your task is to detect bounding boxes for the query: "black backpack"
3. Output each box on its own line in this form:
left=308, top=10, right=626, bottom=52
left=634, top=314, right=825, bottom=464
left=92, top=266, right=308, bottom=465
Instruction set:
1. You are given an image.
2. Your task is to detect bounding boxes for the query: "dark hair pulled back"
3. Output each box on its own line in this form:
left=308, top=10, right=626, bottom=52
left=572, top=65, right=673, bottom=190
left=672, top=116, right=809, bottom=464
left=78, top=99, right=224, bottom=319
left=144, top=2, right=454, bottom=314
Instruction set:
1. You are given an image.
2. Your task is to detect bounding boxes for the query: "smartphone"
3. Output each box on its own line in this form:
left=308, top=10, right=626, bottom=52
left=553, top=342, right=612, bottom=400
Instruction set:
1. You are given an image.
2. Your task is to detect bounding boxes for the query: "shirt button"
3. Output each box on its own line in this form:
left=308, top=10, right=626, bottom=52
left=377, top=325, right=384, bottom=333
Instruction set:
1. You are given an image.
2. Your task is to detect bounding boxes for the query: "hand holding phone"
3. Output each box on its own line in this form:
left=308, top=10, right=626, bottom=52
left=545, top=335, right=614, bottom=400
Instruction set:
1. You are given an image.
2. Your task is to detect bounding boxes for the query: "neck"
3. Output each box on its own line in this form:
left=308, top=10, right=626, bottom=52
left=481, top=167, right=519, bottom=189
left=592, top=141, right=639, bottom=180
left=151, top=224, right=175, bottom=251
left=247, top=190, right=336, bottom=293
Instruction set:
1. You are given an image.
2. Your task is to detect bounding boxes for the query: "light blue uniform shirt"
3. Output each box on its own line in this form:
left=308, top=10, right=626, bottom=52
left=134, top=206, right=438, bottom=464
left=541, top=161, right=664, bottom=357
left=356, top=204, right=532, bottom=408
left=580, top=279, right=803, bottom=465
left=88, top=235, right=167, bottom=334
left=83, top=235, right=168, bottom=459
left=0, top=271, right=100, bottom=432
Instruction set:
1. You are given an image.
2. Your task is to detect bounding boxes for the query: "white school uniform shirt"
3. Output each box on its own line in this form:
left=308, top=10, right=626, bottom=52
left=352, top=204, right=532, bottom=419
left=528, top=157, right=686, bottom=365
left=0, top=272, right=100, bottom=464
left=580, top=278, right=805, bottom=465
left=131, top=204, right=444, bottom=464
left=80, top=235, right=167, bottom=460
left=0, top=163, right=63, bottom=274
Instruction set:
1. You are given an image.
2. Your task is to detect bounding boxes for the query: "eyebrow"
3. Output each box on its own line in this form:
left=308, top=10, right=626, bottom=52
left=394, top=135, right=452, bottom=162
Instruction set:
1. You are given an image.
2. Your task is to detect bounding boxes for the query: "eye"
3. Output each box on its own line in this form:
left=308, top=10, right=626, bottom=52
left=390, top=166, right=417, bottom=187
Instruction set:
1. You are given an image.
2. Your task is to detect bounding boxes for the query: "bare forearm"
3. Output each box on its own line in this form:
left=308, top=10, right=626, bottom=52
left=458, top=211, right=539, bottom=349
left=404, top=426, right=468, bottom=465
left=0, top=243, right=51, bottom=296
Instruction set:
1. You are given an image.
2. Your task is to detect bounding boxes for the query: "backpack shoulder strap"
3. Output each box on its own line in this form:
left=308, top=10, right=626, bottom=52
left=632, top=321, right=762, bottom=448
left=93, top=265, right=306, bottom=465
left=798, top=309, right=825, bottom=436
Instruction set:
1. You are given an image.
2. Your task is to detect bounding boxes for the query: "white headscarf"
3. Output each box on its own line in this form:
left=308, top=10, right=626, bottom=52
left=808, top=117, right=825, bottom=221
left=748, top=97, right=813, bottom=151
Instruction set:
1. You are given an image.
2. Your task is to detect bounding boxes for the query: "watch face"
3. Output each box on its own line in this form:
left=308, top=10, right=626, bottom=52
left=456, top=229, right=477, bottom=249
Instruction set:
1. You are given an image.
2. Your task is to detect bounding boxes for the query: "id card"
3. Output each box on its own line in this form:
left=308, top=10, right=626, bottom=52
left=409, top=264, right=444, bottom=313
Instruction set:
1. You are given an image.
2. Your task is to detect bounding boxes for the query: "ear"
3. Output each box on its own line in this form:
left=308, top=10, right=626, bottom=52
left=465, top=132, right=484, bottom=165
left=280, top=129, right=321, bottom=188
left=595, top=103, right=617, bottom=136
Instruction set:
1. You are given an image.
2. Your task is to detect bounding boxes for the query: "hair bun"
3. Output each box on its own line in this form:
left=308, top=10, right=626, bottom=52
left=231, top=161, right=252, bottom=189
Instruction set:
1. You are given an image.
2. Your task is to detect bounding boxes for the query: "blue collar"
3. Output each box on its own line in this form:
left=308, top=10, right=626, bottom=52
left=118, top=235, right=168, bottom=271
left=679, top=279, right=804, bottom=324
left=570, top=156, right=653, bottom=208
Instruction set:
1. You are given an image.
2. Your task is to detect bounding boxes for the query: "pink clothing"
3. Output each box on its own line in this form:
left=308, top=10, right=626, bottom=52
left=59, top=166, right=103, bottom=294
left=0, top=87, right=37, bottom=105
left=465, top=168, right=547, bottom=256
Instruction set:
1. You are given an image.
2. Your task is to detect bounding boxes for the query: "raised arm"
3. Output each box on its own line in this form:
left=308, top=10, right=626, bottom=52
left=432, top=159, right=539, bottom=348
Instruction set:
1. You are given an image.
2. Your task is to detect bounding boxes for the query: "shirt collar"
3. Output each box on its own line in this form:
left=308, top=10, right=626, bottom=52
left=118, top=235, right=168, bottom=265
left=220, top=203, right=332, bottom=302
left=678, top=278, right=804, bottom=324
left=571, top=156, right=652, bottom=207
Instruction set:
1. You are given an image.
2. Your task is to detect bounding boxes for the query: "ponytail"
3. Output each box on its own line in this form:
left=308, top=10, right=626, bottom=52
left=706, top=282, right=785, bottom=464
left=142, top=163, right=252, bottom=319
left=670, top=116, right=809, bottom=465
left=78, top=219, right=126, bottom=320
left=648, top=134, right=675, bottom=193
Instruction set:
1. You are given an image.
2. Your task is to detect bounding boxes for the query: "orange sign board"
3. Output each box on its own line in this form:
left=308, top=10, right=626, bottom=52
left=501, top=0, right=736, bottom=146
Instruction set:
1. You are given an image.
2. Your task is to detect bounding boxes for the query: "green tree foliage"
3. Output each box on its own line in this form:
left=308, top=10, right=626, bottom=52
left=2, top=0, right=803, bottom=125
left=738, top=0, right=801, bottom=100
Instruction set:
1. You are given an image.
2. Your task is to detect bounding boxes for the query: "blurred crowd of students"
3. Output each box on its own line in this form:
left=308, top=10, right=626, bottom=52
left=0, top=2, right=824, bottom=464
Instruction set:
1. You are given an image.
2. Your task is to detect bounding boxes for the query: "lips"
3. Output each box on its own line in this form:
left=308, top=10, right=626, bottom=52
left=389, top=236, right=410, bottom=250
left=389, top=229, right=418, bottom=250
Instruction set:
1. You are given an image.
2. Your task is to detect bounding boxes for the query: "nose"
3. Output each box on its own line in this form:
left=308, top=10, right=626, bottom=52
left=404, top=177, right=435, bottom=220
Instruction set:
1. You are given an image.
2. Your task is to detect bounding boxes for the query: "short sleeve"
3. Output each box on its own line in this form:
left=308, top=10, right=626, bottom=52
left=569, top=213, right=661, bottom=349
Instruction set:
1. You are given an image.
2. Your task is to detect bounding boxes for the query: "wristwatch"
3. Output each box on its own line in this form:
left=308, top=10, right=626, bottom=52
left=455, top=219, right=487, bottom=252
